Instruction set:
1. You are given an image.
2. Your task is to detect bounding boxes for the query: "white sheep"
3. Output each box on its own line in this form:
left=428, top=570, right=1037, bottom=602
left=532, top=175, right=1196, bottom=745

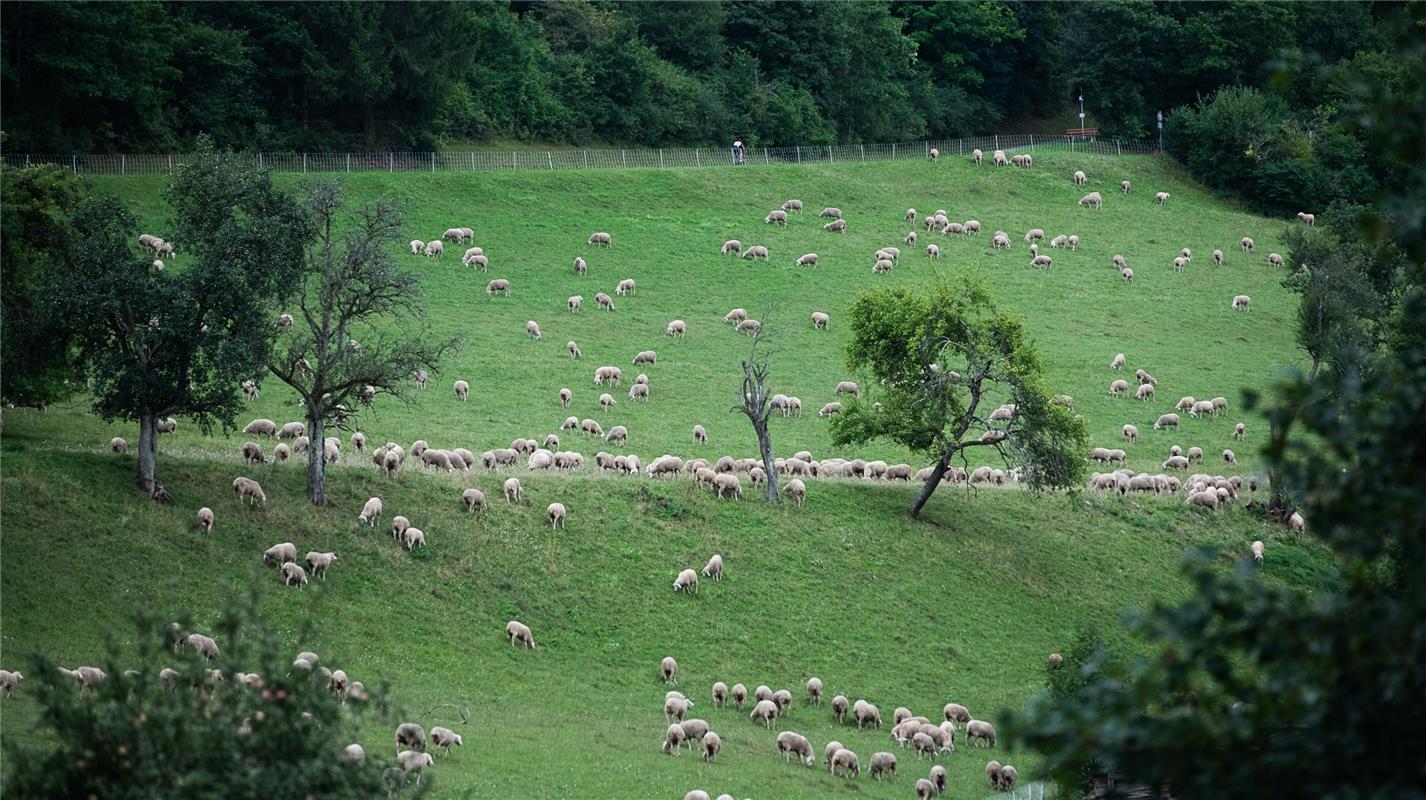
left=666, top=319, right=686, bottom=337
left=454, top=380, right=470, bottom=401
left=596, top=292, right=614, bottom=311
left=1122, top=424, right=1139, bottom=442
left=806, top=676, right=822, bottom=705
left=232, top=477, right=266, bottom=507
left=547, top=502, right=566, bottom=529
left=1234, top=422, right=1247, bottom=440
left=632, top=350, right=657, bottom=366
left=486, top=278, right=511, bottom=296
left=262, top=542, right=295, bottom=566
left=430, top=726, right=462, bottom=756
left=765, top=209, right=788, bottom=226
left=573, top=256, right=587, bottom=275
left=616, top=278, right=637, bottom=296
left=823, top=219, right=847, bottom=234
left=396, top=750, right=434, bottom=784
left=1268, top=252, right=1284, bottom=267
left=195, top=506, right=214, bottom=533
left=742, top=245, right=769, bottom=260
left=661, top=656, right=678, bottom=685
left=1242, top=237, right=1255, bottom=253
left=724, top=308, right=748, bottom=324
left=280, top=561, right=309, bottom=589
left=1122, top=267, right=1135, bottom=282
left=1223, top=449, right=1238, bottom=465
left=1079, top=191, right=1102, bottom=209
left=409, top=240, right=424, bottom=255
left=423, top=240, right=444, bottom=257
left=784, top=478, right=807, bottom=507
left=403, top=527, right=426, bottom=550
left=721, top=239, right=742, bottom=255
left=795, top=253, right=819, bottom=268
left=462, top=488, right=486, bottom=513
left=751, top=699, right=779, bottom=728
left=305, top=551, right=337, bottom=580
left=777, top=731, right=815, bottom=766
left=506, top=620, right=536, bottom=648
left=1232, top=294, right=1252, bottom=311
left=830, top=748, right=860, bottom=777
left=1251, top=540, right=1265, bottom=562
left=811, top=311, right=830, bottom=330
left=587, top=232, right=612, bottom=247
left=1155, top=191, right=1170, bottom=204
left=1298, top=212, right=1316, bottom=226
left=966, top=719, right=996, bottom=746
left=1213, top=249, right=1225, bottom=266
left=927, top=243, right=940, bottom=259
left=701, top=554, right=723, bottom=580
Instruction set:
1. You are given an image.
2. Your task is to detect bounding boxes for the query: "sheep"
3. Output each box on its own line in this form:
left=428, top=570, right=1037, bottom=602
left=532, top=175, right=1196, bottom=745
left=190, top=504, right=215, bottom=534
left=604, top=425, right=627, bottom=445
left=1164, top=455, right=1190, bottom=470
left=396, top=749, right=434, bottom=785
left=240, top=441, right=265, bottom=465
left=616, top=278, right=637, bottom=296
left=742, top=245, right=769, bottom=260
left=748, top=699, right=780, bottom=728
left=595, top=291, right=615, bottom=311
left=1211, top=248, right=1225, bottom=266
left=409, top=240, right=425, bottom=255
left=274, top=420, right=304, bottom=440
left=280, top=561, right=309, bottom=589
left=1232, top=294, right=1252, bottom=312
left=587, top=232, right=612, bottom=247
left=1174, top=256, right=1189, bottom=272
left=540, top=501, right=564, bottom=529
left=1288, top=510, right=1306, bottom=534
left=402, top=527, right=426, bottom=550
left=506, top=620, right=536, bottom=648
left=783, top=199, right=804, bottom=212
left=1069, top=235, right=1080, bottom=250
left=457, top=488, right=486, bottom=514
left=390, top=516, right=412, bottom=541
left=1298, top=211, right=1316, bottom=226
left=486, top=278, right=511, bottom=296
left=854, top=699, right=882, bottom=729
left=660, top=723, right=688, bottom=756
left=662, top=656, right=679, bottom=685
left=795, top=253, right=819, bottom=268
left=778, top=731, right=816, bottom=766
left=1190, top=399, right=1216, bottom=417
left=810, top=311, right=831, bottom=330
left=765, top=210, right=789, bottom=226
left=1251, top=539, right=1265, bottom=563
left=1155, top=191, right=1170, bottom=204
left=450, top=379, right=471, bottom=402
left=1079, top=191, right=1103, bottom=209
left=700, top=553, right=723, bottom=581
left=1234, top=422, right=1247, bottom=441
left=1137, top=383, right=1155, bottom=401
left=872, top=258, right=894, bottom=274
left=1123, top=424, right=1139, bottom=442
left=711, top=681, right=730, bottom=709
left=713, top=472, right=743, bottom=500
left=930, top=763, right=949, bottom=793
left=423, top=240, right=444, bottom=258
left=573, top=256, right=587, bottom=275
left=1268, top=252, right=1284, bottom=267
left=632, top=350, right=657, bottom=366
left=1030, top=254, right=1053, bottom=270
left=702, top=731, right=722, bottom=762
left=924, top=243, right=941, bottom=261
left=834, top=380, right=860, bottom=397
left=1108, top=379, right=1131, bottom=398
left=1121, top=266, right=1135, bottom=282
left=666, top=319, right=686, bottom=337
left=498, top=475, right=522, bottom=504
left=941, top=221, right=965, bottom=236
left=831, top=694, right=851, bottom=723
left=966, top=719, right=996, bottom=746
left=427, top=726, right=463, bottom=757
left=232, top=477, right=266, bottom=507
left=732, top=683, right=749, bottom=710
left=1223, top=449, right=1238, bottom=465
left=721, top=240, right=742, bottom=255
left=1023, top=228, right=1046, bottom=244
left=736, top=318, right=762, bottom=335
left=724, top=308, right=748, bottom=324
left=0, top=670, right=24, bottom=699
left=1187, top=446, right=1204, bottom=462
left=305, top=551, right=337, bottom=580
left=830, top=748, right=860, bottom=778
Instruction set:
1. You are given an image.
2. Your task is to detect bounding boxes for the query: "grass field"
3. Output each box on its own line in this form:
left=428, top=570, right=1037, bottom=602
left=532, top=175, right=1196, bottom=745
left=1, top=153, right=1326, bottom=798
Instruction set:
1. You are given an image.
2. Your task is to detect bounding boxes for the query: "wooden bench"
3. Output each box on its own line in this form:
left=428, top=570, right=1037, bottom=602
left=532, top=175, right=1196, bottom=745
left=1066, top=127, right=1100, bottom=140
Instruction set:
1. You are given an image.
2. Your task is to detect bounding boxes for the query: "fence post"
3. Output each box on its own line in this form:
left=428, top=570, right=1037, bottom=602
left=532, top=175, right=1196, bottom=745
left=892, top=143, right=896, bottom=160
left=959, top=140, right=963, bottom=157
left=994, top=134, right=999, bottom=150
left=1030, top=134, right=1034, bottom=151
left=861, top=144, right=865, bottom=161
left=304, top=153, right=308, bottom=174
left=659, top=149, right=664, bottom=168
left=168, top=155, right=174, bottom=175
left=1116, top=141, right=1121, bottom=157
left=431, top=152, right=435, bottom=172
left=548, top=152, right=554, bottom=170
left=121, top=155, right=126, bottom=175
left=696, top=149, right=701, bottom=167
left=622, top=150, right=627, bottom=167
left=72, top=155, right=77, bottom=175
left=925, top=141, right=929, bottom=158
left=512, top=152, right=516, bottom=170
left=796, top=146, right=801, bottom=163
left=469, top=152, right=474, bottom=171
left=763, top=148, right=769, bottom=165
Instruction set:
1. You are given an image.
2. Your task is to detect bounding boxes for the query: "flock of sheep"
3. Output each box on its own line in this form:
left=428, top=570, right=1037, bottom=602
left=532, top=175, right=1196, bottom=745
left=15, top=150, right=1316, bottom=798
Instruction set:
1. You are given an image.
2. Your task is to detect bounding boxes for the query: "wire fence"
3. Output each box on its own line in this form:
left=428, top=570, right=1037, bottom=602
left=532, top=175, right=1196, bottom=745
left=2, top=135, right=1157, bottom=176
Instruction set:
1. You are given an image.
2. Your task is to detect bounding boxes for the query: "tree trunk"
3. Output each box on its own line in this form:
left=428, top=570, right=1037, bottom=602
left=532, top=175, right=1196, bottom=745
left=1266, top=416, right=1286, bottom=521
left=136, top=414, right=159, bottom=494
left=909, top=443, right=955, bottom=519
left=307, top=412, right=327, bottom=506
left=754, top=415, right=779, bottom=503
left=1308, top=356, right=1323, bottom=382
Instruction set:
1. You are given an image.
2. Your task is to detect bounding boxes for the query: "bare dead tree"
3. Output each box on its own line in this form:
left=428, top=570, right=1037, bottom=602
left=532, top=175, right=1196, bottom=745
left=732, top=306, right=780, bottom=503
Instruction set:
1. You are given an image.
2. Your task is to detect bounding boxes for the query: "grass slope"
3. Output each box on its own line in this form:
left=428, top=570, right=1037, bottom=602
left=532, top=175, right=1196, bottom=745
left=2, top=154, right=1325, bottom=797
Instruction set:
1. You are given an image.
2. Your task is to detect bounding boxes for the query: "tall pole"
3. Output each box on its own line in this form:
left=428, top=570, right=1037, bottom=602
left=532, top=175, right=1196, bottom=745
left=1157, top=110, right=1164, bottom=152
left=1078, top=93, right=1086, bottom=137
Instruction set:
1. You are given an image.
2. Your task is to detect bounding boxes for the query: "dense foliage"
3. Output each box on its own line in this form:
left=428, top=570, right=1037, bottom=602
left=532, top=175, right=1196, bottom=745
left=1, top=0, right=1410, bottom=160
left=2, top=592, right=421, bottom=798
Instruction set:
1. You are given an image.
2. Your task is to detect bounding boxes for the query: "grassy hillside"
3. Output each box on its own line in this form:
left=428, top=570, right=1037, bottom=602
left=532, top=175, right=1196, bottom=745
left=1, top=153, right=1326, bottom=798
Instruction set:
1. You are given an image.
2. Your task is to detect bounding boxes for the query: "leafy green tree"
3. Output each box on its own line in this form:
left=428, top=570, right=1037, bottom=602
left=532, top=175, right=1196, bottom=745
left=830, top=278, right=1087, bottom=519
left=268, top=181, right=457, bottom=506
left=2, top=591, right=425, bottom=797
left=1281, top=225, right=1383, bottom=381
left=60, top=144, right=309, bottom=495
left=0, top=165, right=86, bottom=409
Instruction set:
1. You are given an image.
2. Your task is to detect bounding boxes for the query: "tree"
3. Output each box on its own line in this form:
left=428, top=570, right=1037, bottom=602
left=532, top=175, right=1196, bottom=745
left=1281, top=225, right=1382, bottom=381
left=2, top=590, right=426, bottom=797
left=830, top=278, right=1087, bottom=519
left=731, top=309, right=780, bottom=504
left=60, top=145, right=309, bottom=495
left=268, top=181, right=457, bottom=506
left=0, top=165, right=86, bottom=410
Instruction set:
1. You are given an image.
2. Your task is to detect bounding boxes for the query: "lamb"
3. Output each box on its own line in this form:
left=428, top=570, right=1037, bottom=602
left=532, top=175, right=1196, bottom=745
left=573, top=256, right=587, bottom=275
left=1268, top=252, right=1284, bottom=267
left=1111, top=350, right=1128, bottom=370
left=662, top=656, right=679, bottom=684
left=721, top=240, right=742, bottom=255
left=701, top=554, right=723, bottom=580
left=666, top=319, right=686, bottom=337
left=1079, top=191, right=1103, bottom=209
left=782, top=199, right=803, bottom=212
left=390, top=515, right=412, bottom=540
left=811, top=311, right=830, bottom=329
left=633, top=350, right=657, bottom=366
left=742, top=245, right=769, bottom=260
left=0, top=670, right=23, bottom=698
left=854, top=699, right=882, bottom=728
left=427, top=726, right=463, bottom=757
left=778, top=731, right=816, bottom=766
left=233, top=477, right=266, bottom=507
left=751, top=699, right=780, bottom=728
left=402, top=528, right=426, bottom=550
left=486, top=278, right=511, bottom=296
left=765, top=210, right=789, bottom=226
left=280, top=561, right=309, bottom=589
left=795, top=253, right=819, bottom=268
left=305, top=551, right=337, bottom=580
left=966, top=719, right=997, bottom=746
left=1155, top=191, right=1170, bottom=204
left=1232, top=294, right=1252, bottom=311
left=587, top=232, right=612, bottom=247
left=506, top=620, right=536, bottom=648
left=830, top=748, right=860, bottom=778
left=423, top=240, right=444, bottom=257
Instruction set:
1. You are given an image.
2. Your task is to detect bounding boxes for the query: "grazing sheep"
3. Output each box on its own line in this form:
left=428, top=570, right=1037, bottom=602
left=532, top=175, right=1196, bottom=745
left=1268, top=252, right=1284, bottom=267
left=750, top=699, right=780, bottom=728
left=662, top=656, right=679, bottom=685
left=305, top=551, right=337, bottom=580
left=1241, top=237, right=1256, bottom=253
left=721, top=240, right=742, bottom=255
left=1121, top=266, right=1135, bottom=282
left=632, top=350, right=657, bottom=366
left=724, top=308, right=747, bottom=324
left=1030, top=254, right=1053, bottom=270
left=666, top=319, right=686, bottom=337
left=830, top=748, right=860, bottom=778
left=1223, top=449, right=1238, bottom=465
left=966, top=719, right=996, bottom=747
left=742, top=245, right=769, bottom=260
left=1251, top=540, right=1265, bottom=563
left=701, top=554, right=723, bottom=580
left=811, top=311, right=830, bottom=330
left=931, top=764, right=949, bottom=793
left=736, top=318, right=761, bottom=335
left=1079, top=191, right=1102, bottom=209
left=616, top=278, right=637, bottom=296
left=672, top=568, right=700, bottom=594
left=854, top=699, right=882, bottom=729
left=506, top=620, right=536, bottom=648
left=1234, top=422, right=1247, bottom=440
left=711, top=681, right=729, bottom=708
left=869, top=751, right=899, bottom=780
left=765, top=210, right=789, bottom=226
left=241, top=442, right=267, bottom=464
left=402, top=527, right=426, bottom=550
left=795, top=253, right=819, bottom=268
left=452, top=380, right=470, bottom=401
left=356, top=497, right=384, bottom=527
left=1155, top=191, right=1170, bottom=204
left=486, top=278, right=511, bottom=296
left=778, top=731, right=816, bottom=766
left=503, top=477, right=522, bottom=503
left=1137, top=383, right=1155, bottom=401
left=782, top=199, right=803, bottom=212
left=423, top=240, right=444, bottom=257
left=573, top=256, right=587, bottom=275
left=732, top=683, right=748, bottom=710
left=429, top=726, right=462, bottom=757
left=587, top=232, right=612, bottom=247
left=872, top=258, right=894, bottom=274
left=1024, top=228, right=1045, bottom=244
left=232, top=477, right=266, bottom=507
left=926, top=243, right=941, bottom=260
left=701, top=731, right=722, bottom=763
left=1298, top=211, right=1316, bottom=226
left=462, top=488, right=486, bottom=513
left=194, top=506, right=215, bottom=533
left=835, top=381, right=860, bottom=396
left=629, top=383, right=650, bottom=402
left=547, top=502, right=567, bottom=529
left=595, top=292, right=615, bottom=311
left=832, top=695, right=850, bottom=723
left=280, top=561, right=308, bottom=589
left=409, top=240, right=424, bottom=255
left=1232, top=294, right=1252, bottom=311
left=1214, top=249, right=1225, bottom=266
left=1174, top=256, right=1190, bottom=272
left=1122, top=424, right=1139, bottom=442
